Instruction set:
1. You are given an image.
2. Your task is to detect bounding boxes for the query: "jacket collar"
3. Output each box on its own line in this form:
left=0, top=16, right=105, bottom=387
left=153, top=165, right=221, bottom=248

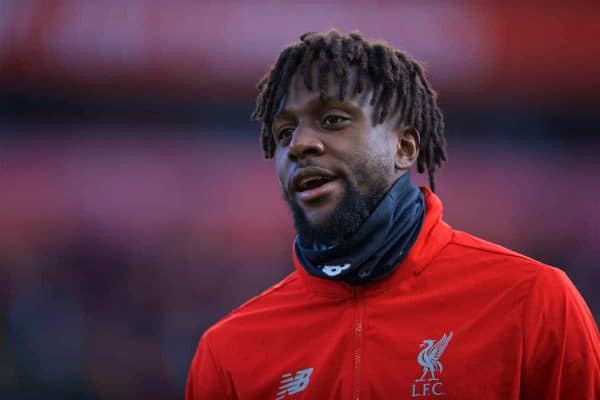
left=292, top=187, right=453, bottom=298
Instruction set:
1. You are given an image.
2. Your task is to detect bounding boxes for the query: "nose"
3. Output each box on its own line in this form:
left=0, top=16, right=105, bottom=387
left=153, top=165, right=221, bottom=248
left=287, top=124, right=325, bottom=161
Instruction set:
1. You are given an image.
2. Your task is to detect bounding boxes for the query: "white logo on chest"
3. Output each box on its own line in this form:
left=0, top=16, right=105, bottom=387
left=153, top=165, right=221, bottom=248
left=412, top=331, right=453, bottom=397
left=276, top=368, right=313, bottom=399
left=321, top=263, right=351, bottom=276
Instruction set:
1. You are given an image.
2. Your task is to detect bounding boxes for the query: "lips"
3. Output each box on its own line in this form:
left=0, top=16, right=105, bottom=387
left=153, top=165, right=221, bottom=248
left=289, top=166, right=337, bottom=201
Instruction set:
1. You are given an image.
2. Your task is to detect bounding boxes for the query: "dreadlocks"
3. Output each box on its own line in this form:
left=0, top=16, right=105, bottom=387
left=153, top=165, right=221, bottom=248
left=251, top=30, right=447, bottom=192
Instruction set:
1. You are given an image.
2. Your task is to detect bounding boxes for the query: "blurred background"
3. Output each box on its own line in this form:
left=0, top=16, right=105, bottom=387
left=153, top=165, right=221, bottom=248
left=1, top=1, right=599, bottom=399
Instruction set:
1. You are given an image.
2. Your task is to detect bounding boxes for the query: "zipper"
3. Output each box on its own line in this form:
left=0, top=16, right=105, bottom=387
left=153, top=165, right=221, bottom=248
left=353, top=288, right=363, bottom=400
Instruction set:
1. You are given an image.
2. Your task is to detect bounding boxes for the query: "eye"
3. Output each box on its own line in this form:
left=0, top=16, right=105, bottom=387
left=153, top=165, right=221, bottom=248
left=321, top=114, right=349, bottom=127
left=277, top=127, right=295, bottom=143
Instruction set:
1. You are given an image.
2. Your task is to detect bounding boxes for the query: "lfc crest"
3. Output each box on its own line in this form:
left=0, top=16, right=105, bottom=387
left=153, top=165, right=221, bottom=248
left=412, top=331, right=453, bottom=397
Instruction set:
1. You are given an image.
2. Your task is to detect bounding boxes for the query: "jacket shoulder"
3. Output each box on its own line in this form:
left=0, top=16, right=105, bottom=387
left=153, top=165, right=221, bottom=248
left=447, top=228, right=548, bottom=270
left=433, top=228, right=564, bottom=290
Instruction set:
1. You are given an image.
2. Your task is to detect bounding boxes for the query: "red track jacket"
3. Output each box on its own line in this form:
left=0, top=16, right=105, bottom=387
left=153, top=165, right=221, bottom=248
left=186, top=188, right=600, bottom=399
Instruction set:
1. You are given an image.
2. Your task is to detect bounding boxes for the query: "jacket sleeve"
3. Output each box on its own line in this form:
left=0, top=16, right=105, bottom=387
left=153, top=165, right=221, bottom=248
left=186, top=332, right=236, bottom=400
left=521, top=266, right=600, bottom=399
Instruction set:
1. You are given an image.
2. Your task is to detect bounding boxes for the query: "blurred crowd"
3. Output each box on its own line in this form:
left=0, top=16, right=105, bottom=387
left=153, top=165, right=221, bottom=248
left=1, top=138, right=295, bottom=398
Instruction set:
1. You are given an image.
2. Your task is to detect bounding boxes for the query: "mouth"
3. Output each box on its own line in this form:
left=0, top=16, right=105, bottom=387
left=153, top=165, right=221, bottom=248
left=290, top=167, right=339, bottom=203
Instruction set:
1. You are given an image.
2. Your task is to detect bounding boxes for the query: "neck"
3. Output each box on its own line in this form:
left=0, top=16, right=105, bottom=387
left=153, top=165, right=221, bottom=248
left=295, top=173, right=425, bottom=285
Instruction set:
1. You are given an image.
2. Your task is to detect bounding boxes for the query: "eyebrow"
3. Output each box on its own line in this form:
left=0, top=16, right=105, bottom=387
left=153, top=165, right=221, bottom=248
left=275, top=97, right=356, bottom=121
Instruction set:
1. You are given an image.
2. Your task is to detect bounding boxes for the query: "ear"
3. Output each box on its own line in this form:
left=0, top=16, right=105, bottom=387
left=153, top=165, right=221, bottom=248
left=394, top=127, right=420, bottom=171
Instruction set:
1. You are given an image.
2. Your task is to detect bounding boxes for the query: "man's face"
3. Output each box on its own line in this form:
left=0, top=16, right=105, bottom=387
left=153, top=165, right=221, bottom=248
left=273, top=66, right=409, bottom=245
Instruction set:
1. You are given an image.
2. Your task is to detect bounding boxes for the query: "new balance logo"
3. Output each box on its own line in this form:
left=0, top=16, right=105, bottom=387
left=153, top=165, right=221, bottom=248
left=276, top=368, right=313, bottom=400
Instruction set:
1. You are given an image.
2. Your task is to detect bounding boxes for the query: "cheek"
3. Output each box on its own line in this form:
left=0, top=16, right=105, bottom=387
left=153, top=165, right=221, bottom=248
left=352, top=136, right=396, bottom=187
left=356, top=130, right=395, bottom=170
left=372, top=130, right=398, bottom=168
left=274, top=150, right=287, bottom=186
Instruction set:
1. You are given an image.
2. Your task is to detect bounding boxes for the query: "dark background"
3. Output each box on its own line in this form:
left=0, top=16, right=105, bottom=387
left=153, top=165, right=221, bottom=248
left=1, top=2, right=599, bottom=399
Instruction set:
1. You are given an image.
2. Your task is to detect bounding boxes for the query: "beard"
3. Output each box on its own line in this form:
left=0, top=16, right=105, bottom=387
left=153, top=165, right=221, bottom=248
left=283, top=158, right=392, bottom=247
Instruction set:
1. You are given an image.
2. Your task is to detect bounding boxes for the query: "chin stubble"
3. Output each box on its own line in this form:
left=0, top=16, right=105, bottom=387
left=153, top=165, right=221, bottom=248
left=282, top=153, right=393, bottom=246
left=283, top=176, right=388, bottom=247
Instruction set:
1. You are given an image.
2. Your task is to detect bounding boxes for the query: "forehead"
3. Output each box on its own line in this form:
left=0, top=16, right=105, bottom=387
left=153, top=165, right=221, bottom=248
left=282, top=63, right=373, bottom=113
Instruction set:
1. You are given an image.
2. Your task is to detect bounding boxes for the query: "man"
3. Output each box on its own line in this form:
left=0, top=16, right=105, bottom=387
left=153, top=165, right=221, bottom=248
left=186, top=30, right=599, bottom=399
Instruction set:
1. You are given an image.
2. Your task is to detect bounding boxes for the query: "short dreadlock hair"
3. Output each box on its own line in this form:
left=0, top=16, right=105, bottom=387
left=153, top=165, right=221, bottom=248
left=251, top=29, right=447, bottom=192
